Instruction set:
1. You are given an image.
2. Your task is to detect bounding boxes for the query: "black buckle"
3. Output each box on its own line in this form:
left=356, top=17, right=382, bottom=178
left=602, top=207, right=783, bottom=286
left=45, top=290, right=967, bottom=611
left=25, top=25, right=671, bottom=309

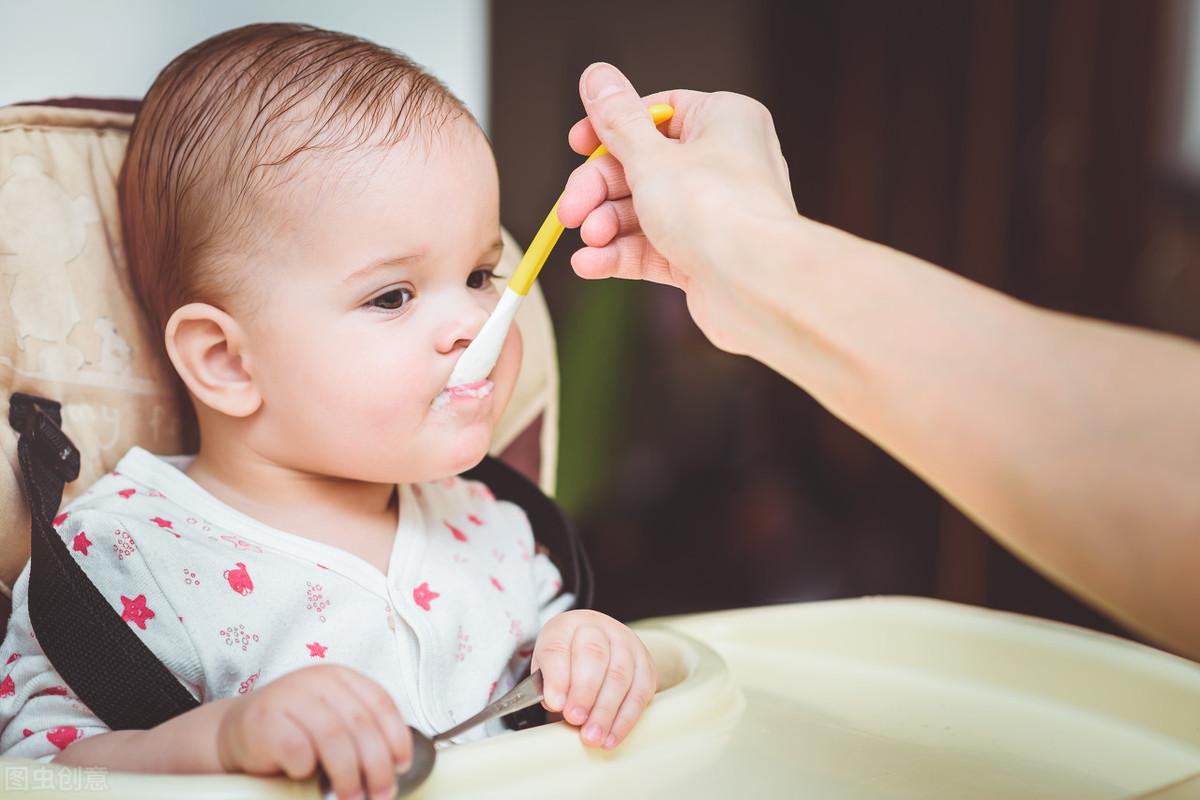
left=8, top=393, right=81, bottom=483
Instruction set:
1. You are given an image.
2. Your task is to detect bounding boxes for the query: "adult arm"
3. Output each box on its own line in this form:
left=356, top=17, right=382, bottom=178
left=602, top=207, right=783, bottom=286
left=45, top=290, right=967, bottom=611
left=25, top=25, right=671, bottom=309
left=558, top=63, right=1200, bottom=658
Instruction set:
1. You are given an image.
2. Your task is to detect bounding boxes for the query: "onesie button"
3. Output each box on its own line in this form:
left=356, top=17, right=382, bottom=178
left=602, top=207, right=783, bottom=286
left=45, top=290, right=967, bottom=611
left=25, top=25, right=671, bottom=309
left=386, top=604, right=397, bottom=632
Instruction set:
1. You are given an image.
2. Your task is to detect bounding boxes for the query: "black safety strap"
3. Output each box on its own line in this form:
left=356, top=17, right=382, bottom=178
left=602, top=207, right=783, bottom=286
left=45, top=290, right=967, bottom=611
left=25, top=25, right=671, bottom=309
left=9, top=392, right=589, bottom=732
left=9, top=392, right=201, bottom=730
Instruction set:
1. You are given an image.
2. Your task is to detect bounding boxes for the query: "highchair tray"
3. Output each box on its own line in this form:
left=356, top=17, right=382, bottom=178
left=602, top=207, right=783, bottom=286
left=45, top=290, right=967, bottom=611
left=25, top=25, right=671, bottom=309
left=4, top=596, right=1200, bottom=798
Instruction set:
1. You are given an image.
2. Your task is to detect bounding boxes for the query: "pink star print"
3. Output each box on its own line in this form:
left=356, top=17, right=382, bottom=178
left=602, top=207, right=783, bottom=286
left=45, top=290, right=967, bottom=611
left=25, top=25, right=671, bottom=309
left=413, top=582, right=440, bottom=611
left=444, top=521, right=468, bottom=543
left=468, top=514, right=484, bottom=526
left=6, top=653, right=20, bottom=665
left=0, top=675, right=14, bottom=698
left=120, top=594, right=155, bottom=630
left=151, top=517, right=182, bottom=538
left=72, top=532, right=92, bottom=556
left=306, top=642, right=328, bottom=658
left=490, top=577, right=504, bottom=592
left=53, top=512, right=69, bottom=527
left=118, top=488, right=136, bottom=499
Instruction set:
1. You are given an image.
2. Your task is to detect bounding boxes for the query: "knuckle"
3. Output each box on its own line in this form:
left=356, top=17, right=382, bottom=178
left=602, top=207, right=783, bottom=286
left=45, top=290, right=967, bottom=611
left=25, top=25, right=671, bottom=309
left=610, top=105, right=651, bottom=133
left=630, top=687, right=655, bottom=708
left=605, top=659, right=632, bottom=685
left=580, top=639, right=610, bottom=662
left=539, top=638, right=572, bottom=658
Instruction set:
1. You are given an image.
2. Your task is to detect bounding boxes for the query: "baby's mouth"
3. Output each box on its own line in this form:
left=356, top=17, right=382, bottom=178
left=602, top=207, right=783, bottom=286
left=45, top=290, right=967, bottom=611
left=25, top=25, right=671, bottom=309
left=431, top=379, right=494, bottom=410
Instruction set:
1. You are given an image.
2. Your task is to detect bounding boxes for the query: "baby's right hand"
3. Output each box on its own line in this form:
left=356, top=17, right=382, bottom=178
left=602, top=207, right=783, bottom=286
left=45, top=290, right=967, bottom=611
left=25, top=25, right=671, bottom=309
left=216, top=664, right=411, bottom=800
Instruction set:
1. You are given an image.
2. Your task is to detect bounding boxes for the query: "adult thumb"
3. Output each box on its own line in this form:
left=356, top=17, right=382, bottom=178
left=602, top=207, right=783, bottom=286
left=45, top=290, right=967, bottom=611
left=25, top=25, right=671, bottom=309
left=579, top=63, right=663, bottom=170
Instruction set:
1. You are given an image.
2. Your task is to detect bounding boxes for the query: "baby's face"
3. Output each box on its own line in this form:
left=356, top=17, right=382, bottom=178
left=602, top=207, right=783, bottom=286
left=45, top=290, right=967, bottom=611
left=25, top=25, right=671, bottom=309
left=233, top=120, right=520, bottom=484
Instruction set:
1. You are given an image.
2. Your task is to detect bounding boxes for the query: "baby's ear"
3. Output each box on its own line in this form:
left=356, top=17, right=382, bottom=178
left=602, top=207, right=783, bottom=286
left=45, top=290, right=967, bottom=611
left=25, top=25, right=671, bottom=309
left=165, top=303, right=261, bottom=418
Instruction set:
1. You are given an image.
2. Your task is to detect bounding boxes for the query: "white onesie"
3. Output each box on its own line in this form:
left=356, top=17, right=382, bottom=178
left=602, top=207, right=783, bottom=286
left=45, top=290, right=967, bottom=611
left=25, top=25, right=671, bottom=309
left=0, top=447, right=571, bottom=762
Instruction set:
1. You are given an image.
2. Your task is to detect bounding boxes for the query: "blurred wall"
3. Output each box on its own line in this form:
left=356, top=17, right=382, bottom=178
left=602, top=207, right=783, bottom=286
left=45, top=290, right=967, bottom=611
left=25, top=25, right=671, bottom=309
left=0, top=0, right=490, bottom=130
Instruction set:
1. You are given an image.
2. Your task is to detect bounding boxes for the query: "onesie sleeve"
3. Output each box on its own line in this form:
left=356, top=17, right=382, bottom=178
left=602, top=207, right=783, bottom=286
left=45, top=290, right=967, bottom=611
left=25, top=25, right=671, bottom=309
left=0, top=509, right=204, bottom=761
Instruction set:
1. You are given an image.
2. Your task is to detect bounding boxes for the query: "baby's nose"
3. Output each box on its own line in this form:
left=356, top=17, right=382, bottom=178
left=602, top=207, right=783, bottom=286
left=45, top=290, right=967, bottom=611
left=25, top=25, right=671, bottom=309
left=435, top=301, right=489, bottom=354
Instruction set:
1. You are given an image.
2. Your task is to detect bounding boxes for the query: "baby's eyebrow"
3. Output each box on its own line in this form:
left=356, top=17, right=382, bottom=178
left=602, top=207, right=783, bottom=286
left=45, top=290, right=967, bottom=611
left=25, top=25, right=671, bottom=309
left=343, top=252, right=424, bottom=285
left=480, top=238, right=504, bottom=259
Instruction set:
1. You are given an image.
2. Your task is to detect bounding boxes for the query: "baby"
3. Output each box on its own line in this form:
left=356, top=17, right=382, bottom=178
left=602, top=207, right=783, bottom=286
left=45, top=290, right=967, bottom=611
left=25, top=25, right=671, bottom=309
left=0, top=23, right=655, bottom=800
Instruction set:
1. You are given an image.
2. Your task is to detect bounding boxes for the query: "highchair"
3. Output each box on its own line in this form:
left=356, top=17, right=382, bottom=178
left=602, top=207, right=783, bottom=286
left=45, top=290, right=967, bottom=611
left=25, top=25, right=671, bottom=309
left=2, top=101, right=1200, bottom=800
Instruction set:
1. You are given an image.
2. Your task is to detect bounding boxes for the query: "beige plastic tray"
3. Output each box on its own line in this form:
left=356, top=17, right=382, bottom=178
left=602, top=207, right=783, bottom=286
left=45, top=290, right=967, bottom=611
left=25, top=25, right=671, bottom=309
left=4, top=596, right=1199, bottom=798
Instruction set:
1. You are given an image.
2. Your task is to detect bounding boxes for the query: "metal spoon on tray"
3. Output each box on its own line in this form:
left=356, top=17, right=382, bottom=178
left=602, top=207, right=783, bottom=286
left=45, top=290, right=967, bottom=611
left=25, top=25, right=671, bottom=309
left=318, top=669, right=545, bottom=799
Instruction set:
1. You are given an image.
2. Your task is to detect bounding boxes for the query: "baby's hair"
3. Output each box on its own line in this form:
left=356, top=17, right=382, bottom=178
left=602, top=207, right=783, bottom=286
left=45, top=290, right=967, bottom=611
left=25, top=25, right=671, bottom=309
left=119, top=22, right=471, bottom=345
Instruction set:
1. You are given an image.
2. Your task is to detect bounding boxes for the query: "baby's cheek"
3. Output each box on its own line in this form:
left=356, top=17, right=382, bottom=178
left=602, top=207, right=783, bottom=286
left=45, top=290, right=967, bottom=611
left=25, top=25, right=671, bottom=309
left=493, top=325, right=524, bottom=416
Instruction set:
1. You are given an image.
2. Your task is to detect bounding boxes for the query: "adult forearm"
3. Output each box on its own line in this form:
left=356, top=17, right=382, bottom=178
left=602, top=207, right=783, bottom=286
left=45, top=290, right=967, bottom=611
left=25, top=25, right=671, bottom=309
left=53, top=696, right=236, bottom=773
left=753, top=215, right=1200, bottom=656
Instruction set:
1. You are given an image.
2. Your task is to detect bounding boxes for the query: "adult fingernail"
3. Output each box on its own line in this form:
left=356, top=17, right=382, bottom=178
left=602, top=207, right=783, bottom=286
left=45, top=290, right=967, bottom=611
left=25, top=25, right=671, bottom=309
left=585, top=63, right=626, bottom=101
left=566, top=705, right=588, bottom=725
left=584, top=723, right=602, bottom=743
left=544, top=690, right=564, bottom=710
left=605, top=734, right=619, bottom=749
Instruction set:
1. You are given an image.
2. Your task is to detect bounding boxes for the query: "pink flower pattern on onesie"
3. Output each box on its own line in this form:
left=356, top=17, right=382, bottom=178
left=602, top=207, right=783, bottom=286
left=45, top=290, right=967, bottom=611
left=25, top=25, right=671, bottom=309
left=220, top=535, right=262, bottom=553
left=306, top=582, right=330, bottom=622
left=219, top=624, right=261, bottom=652
left=112, top=529, right=136, bottom=560
left=456, top=627, right=472, bottom=663
left=238, top=670, right=261, bottom=694
left=0, top=450, right=567, bottom=760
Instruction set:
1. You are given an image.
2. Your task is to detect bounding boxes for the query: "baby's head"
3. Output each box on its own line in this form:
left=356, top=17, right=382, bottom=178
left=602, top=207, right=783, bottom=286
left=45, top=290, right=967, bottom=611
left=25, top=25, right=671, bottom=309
left=119, top=23, right=520, bottom=484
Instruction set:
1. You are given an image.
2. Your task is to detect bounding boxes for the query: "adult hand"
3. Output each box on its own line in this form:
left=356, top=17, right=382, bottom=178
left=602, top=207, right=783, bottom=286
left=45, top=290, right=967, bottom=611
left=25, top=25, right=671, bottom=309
left=557, top=63, right=799, bottom=355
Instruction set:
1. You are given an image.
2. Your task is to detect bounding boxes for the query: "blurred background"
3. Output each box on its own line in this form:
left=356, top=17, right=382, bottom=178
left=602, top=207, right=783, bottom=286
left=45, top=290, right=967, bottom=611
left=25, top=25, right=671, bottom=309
left=492, top=0, right=1200, bottom=646
left=4, top=0, right=1199, bottom=648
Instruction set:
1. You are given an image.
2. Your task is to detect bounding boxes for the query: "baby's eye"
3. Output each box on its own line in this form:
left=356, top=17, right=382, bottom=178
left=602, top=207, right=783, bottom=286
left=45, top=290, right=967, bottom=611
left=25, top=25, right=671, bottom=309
left=369, top=287, right=414, bottom=311
left=467, top=268, right=499, bottom=290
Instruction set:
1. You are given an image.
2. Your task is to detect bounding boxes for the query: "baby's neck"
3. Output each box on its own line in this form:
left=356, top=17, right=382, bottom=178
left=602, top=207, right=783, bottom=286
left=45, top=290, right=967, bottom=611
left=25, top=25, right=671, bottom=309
left=185, top=443, right=399, bottom=553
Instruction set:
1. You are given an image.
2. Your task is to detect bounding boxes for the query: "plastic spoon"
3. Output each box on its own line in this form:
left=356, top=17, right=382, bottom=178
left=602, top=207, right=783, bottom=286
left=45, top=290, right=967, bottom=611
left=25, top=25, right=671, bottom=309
left=445, top=104, right=675, bottom=389
left=317, top=670, right=545, bottom=799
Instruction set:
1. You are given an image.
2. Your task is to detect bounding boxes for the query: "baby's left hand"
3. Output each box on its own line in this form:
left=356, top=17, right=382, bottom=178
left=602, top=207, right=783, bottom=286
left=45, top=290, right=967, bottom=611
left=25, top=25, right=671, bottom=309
left=532, top=609, right=657, bottom=750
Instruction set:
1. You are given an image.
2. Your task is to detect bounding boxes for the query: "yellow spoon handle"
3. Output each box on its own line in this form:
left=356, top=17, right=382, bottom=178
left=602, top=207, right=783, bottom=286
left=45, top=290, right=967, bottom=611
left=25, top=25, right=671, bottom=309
left=507, top=103, right=674, bottom=296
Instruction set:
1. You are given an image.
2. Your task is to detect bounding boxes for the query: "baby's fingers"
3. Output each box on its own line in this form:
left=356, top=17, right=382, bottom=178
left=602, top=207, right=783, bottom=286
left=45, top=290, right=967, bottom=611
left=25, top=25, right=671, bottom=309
left=296, top=699, right=362, bottom=800
left=325, top=690, right=399, bottom=800
left=564, top=625, right=610, bottom=727
left=532, top=625, right=574, bottom=713
left=605, top=648, right=658, bottom=750
left=580, top=642, right=635, bottom=748
left=336, top=672, right=412, bottom=771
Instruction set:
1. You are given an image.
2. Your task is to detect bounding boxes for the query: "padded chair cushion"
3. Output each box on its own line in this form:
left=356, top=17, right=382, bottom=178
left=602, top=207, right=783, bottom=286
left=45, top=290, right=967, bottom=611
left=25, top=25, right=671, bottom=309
left=0, top=103, right=559, bottom=596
